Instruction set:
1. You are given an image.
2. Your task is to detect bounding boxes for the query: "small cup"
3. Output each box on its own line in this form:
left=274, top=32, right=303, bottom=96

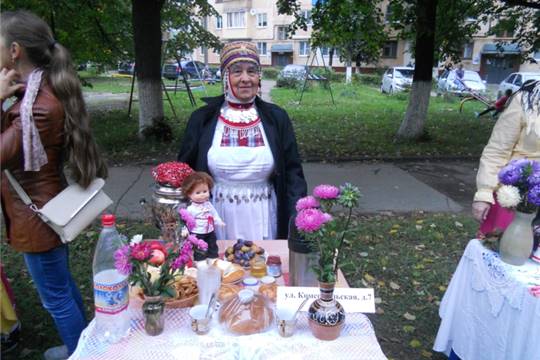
left=189, top=304, right=211, bottom=335
left=275, top=308, right=297, bottom=337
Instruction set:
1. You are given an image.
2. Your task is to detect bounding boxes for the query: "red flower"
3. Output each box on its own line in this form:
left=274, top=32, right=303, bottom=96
left=151, top=162, right=194, bottom=188
left=149, top=249, right=166, bottom=266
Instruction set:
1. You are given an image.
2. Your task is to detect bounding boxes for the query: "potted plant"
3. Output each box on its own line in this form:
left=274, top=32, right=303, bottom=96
left=114, top=235, right=207, bottom=335
left=294, top=183, right=361, bottom=340
left=496, top=159, right=540, bottom=265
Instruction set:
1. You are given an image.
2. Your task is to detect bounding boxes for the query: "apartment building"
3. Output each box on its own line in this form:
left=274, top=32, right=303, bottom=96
left=193, top=0, right=538, bottom=83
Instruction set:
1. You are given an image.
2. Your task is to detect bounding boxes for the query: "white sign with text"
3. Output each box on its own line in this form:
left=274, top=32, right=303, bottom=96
left=276, top=286, right=375, bottom=313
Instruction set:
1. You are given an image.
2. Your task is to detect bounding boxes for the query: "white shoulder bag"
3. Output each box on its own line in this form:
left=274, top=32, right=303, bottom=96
left=4, top=170, right=113, bottom=243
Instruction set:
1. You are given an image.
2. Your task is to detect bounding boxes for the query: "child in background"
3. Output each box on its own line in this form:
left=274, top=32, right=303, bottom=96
left=181, top=172, right=225, bottom=260
left=476, top=89, right=513, bottom=118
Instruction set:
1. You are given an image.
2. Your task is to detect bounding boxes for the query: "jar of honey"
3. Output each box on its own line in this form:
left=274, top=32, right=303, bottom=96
left=266, top=255, right=282, bottom=277
left=250, top=256, right=267, bottom=278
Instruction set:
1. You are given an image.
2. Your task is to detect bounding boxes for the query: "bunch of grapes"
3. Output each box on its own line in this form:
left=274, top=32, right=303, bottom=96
left=225, top=240, right=265, bottom=268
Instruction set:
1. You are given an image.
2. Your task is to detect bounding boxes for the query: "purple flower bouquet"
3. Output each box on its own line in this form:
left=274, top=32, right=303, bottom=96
left=497, top=159, right=540, bottom=213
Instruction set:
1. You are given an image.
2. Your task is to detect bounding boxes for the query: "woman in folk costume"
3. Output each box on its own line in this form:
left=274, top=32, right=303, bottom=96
left=0, top=11, right=107, bottom=359
left=178, top=41, right=307, bottom=241
left=473, top=80, right=540, bottom=242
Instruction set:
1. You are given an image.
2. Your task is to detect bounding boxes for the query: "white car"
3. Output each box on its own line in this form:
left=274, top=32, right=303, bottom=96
left=380, top=67, right=414, bottom=94
left=498, top=72, right=540, bottom=97
left=437, top=69, right=487, bottom=96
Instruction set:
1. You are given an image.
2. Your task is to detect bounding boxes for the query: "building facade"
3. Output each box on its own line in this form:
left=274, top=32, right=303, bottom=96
left=193, top=0, right=538, bottom=83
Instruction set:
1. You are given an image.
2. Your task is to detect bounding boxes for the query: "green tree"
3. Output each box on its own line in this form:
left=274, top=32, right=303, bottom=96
left=277, top=0, right=386, bottom=84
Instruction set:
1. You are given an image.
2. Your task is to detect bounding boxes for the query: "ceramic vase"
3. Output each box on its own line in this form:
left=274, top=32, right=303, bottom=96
left=142, top=295, right=165, bottom=336
left=307, top=282, right=345, bottom=341
left=151, top=184, right=189, bottom=243
left=499, top=211, right=535, bottom=266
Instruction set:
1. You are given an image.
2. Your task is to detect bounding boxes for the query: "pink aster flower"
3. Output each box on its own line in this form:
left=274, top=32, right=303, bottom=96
left=295, top=208, right=327, bottom=233
left=313, top=184, right=340, bottom=200
left=322, top=212, right=333, bottom=224
left=187, top=234, right=208, bottom=251
left=131, top=242, right=151, bottom=261
left=178, top=208, right=196, bottom=231
left=171, top=253, right=190, bottom=270
left=296, top=195, right=320, bottom=211
left=114, top=245, right=132, bottom=275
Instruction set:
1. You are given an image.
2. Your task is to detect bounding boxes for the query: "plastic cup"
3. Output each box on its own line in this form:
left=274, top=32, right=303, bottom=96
left=275, top=308, right=297, bottom=337
left=189, top=304, right=211, bottom=335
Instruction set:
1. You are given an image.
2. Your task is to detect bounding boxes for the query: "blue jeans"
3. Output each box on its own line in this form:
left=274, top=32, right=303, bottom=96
left=24, top=245, right=87, bottom=355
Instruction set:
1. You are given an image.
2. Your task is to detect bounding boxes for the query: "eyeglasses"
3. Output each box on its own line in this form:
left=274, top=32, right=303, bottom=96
left=229, top=64, right=259, bottom=78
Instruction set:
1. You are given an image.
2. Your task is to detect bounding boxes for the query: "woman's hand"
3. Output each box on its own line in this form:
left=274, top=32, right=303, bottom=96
left=0, top=68, right=23, bottom=102
left=472, top=201, right=491, bottom=222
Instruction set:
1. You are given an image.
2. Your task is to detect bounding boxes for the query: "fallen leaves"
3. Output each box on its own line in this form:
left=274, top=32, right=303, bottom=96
left=403, top=312, right=416, bottom=321
left=389, top=281, right=401, bottom=290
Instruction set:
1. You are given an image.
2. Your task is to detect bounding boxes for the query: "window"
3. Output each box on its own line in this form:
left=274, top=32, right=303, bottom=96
left=320, top=46, right=329, bottom=56
left=382, top=41, right=397, bottom=58
left=534, top=50, right=540, bottom=60
left=302, top=10, right=312, bottom=25
left=257, top=13, right=267, bottom=27
left=385, top=5, right=393, bottom=22
left=506, top=74, right=516, bottom=84
left=462, top=42, right=474, bottom=59
left=299, top=41, right=310, bottom=56
left=514, top=74, right=523, bottom=87
left=257, top=42, right=267, bottom=56
left=226, top=11, right=245, bottom=28
left=277, top=26, right=288, bottom=40
left=216, top=15, right=222, bottom=29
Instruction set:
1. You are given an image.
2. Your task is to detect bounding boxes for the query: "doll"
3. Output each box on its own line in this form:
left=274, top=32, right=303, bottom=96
left=181, top=172, right=225, bottom=260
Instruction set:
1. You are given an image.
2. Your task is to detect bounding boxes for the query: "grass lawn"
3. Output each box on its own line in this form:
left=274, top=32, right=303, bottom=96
left=84, top=76, right=494, bottom=163
left=1, top=213, right=476, bottom=360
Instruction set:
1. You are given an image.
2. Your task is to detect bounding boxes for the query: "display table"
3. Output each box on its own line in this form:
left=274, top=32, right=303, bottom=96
left=69, top=240, right=385, bottom=360
left=433, top=239, right=540, bottom=360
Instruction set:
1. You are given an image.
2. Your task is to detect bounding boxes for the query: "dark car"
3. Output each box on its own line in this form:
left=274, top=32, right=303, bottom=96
left=118, top=61, right=135, bottom=75
left=162, top=60, right=206, bottom=80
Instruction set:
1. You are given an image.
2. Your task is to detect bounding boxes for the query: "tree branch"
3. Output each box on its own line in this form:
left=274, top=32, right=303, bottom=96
left=503, top=0, right=540, bottom=9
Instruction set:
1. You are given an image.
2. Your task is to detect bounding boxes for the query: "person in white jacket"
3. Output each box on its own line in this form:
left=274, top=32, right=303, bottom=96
left=182, top=172, right=225, bottom=260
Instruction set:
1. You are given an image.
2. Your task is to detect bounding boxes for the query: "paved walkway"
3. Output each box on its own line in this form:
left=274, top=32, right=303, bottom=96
left=104, top=161, right=464, bottom=220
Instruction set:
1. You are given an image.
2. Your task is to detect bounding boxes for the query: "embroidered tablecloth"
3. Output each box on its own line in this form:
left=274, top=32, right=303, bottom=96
left=69, top=307, right=387, bottom=360
left=433, top=239, right=540, bottom=360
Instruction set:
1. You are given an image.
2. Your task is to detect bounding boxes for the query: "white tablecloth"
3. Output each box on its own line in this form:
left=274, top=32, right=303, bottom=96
left=433, top=239, right=540, bottom=360
left=70, top=307, right=387, bottom=360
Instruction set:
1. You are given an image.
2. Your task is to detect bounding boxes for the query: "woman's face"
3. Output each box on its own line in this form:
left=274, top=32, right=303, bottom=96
left=228, top=62, right=259, bottom=102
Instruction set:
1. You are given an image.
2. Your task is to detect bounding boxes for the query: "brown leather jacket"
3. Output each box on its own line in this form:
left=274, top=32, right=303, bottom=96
left=1, top=83, right=65, bottom=252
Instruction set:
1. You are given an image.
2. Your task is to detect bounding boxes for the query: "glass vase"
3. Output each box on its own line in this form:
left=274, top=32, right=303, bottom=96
left=142, top=295, right=165, bottom=336
left=307, top=281, right=345, bottom=341
left=151, top=184, right=189, bottom=243
left=499, top=210, right=535, bottom=266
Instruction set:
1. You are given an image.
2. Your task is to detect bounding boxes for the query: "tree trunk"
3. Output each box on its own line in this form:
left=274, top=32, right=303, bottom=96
left=396, top=0, right=438, bottom=140
left=345, top=60, right=352, bottom=84
left=329, top=48, right=334, bottom=68
left=132, top=0, right=164, bottom=138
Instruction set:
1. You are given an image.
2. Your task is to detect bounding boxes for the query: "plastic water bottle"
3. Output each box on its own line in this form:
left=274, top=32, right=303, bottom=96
left=92, top=214, right=130, bottom=342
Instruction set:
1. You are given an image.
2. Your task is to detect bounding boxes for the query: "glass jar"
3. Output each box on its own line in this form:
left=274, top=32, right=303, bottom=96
left=266, top=255, right=282, bottom=277
left=250, top=256, right=267, bottom=278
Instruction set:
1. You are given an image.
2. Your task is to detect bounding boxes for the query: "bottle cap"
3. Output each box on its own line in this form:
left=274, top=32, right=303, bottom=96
left=266, top=255, right=282, bottom=265
left=260, top=276, right=275, bottom=285
left=238, top=289, right=255, bottom=303
left=101, top=214, right=115, bottom=226
left=242, top=277, right=259, bottom=286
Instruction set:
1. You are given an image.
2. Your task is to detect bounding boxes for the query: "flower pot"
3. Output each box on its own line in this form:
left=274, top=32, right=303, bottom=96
left=307, top=282, right=345, bottom=341
left=151, top=184, right=189, bottom=243
left=142, top=295, right=165, bottom=336
left=499, top=211, right=535, bottom=266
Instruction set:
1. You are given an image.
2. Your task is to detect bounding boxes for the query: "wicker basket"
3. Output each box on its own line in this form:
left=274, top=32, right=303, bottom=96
left=130, top=286, right=199, bottom=309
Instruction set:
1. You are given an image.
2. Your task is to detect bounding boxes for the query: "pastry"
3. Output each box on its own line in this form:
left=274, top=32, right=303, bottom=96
left=222, top=264, right=245, bottom=284
left=218, top=283, right=242, bottom=302
left=258, top=283, right=277, bottom=302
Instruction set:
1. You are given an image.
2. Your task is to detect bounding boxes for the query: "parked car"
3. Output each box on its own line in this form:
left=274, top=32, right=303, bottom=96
left=437, top=69, right=486, bottom=96
left=497, top=72, right=540, bottom=97
left=380, top=66, right=414, bottom=94
left=278, top=64, right=326, bottom=81
left=162, top=60, right=206, bottom=80
left=118, top=61, right=135, bottom=75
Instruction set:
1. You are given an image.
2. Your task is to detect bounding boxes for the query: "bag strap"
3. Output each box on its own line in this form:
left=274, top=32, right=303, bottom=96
left=3, top=170, right=39, bottom=211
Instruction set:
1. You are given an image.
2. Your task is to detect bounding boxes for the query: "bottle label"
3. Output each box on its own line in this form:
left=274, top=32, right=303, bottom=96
left=94, top=279, right=129, bottom=314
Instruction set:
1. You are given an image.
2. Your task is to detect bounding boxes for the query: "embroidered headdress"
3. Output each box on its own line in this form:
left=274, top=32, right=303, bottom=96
left=220, top=41, right=260, bottom=72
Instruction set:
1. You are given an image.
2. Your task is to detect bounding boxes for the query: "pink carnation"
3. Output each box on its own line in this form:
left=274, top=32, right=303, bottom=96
left=178, top=208, right=196, bottom=231
left=295, top=208, right=327, bottom=233
left=296, top=196, right=320, bottom=211
left=313, top=184, right=340, bottom=199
